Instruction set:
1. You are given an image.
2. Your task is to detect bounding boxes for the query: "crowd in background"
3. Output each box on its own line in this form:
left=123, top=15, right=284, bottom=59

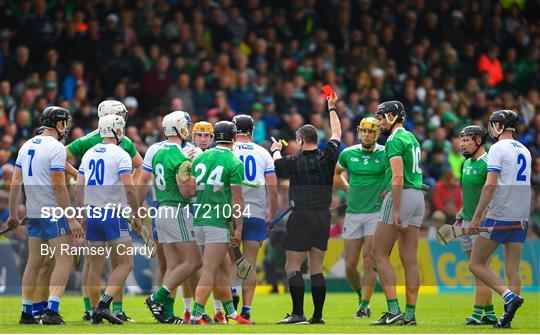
left=1, top=0, right=540, bottom=267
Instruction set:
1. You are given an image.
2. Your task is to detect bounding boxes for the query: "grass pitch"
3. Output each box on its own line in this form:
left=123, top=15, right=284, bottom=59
left=1, top=292, right=539, bottom=333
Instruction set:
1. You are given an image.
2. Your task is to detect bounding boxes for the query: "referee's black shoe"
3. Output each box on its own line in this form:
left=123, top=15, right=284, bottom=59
left=276, top=314, right=309, bottom=324
left=41, top=309, right=65, bottom=325
left=19, top=312, right=40, bottom=324
left=370, top=312, right=404, bottom=325
left=494, top=296, right=524, bottom=328
left=92, top=303, right=123, bottom=325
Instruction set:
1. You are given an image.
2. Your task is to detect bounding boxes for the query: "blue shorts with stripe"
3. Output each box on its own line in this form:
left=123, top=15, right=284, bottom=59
left=480, top=218, right=528, bottom=244
left=27, top=217, right=70, bottom=240
left=242, top=217, right=267, bottom=241
left=86, top=207, right=130, bottom=242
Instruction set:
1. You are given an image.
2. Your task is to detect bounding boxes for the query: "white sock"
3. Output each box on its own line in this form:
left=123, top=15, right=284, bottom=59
left=184, top=298, right=192, bottom=311
left=214, top=299, right=222, bottom=312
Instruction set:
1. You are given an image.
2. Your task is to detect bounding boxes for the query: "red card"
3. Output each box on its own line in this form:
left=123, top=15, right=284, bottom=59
left=320, top=85, right=335, bottom=99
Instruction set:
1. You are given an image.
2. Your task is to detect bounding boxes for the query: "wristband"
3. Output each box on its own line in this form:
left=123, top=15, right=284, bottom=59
left=271, top=149, right=280, bottom=155
left=329, top=107, right=336, bottom=112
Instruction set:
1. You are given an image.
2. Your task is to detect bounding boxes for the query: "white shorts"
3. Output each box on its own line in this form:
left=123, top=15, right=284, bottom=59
left=155, top=205, right=195, bottom=244
left=379, top=189, right=425, bottom=228
left=342, top=213, right=378, bottom=239
left=194, top=226, right=230, bottom=246
left=459, top=219, right=477, bottom=251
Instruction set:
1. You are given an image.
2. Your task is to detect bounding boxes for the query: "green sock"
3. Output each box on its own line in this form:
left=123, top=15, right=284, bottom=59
left=112, top=301, right=122, bottom=315
left=484, top=305, right=497, bottom=321
left=152, top=286, right=170, bottom=304
left=355, top=288, right=362, bottom=300
left=164, top=297, right=174, bottom=318
left=359, top=299, right=369, bottom=309
left=191, top=302, right=205, bottom=319
left=223, top=300, right=236, bottom=317
left=404, top=304, right=415, bottom=321
left=387, top=299, right=400, bottom=314
left=83, top=297, right=91, bottom=313
left=471, top=305, right=484, bottom=321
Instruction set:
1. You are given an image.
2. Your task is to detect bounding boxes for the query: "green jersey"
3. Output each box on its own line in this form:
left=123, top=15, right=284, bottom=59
left=338, top=144, right=386, bottom=213
left=383, top=127, right=423, bottom=190
left=192, top=146, right=244, bottom=228
left=460, top=153, right=488, bottom=221
left=67, top=129, right=137, bottom=158
left=151, top=143, right=191, bottom=206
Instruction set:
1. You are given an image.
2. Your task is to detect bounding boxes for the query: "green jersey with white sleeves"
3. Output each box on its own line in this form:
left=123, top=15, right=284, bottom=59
left=151, top=143, right=191, bottom=207
left=337, top=144, right=386, bottom=213
left=383, top=127, right=423, bottom=190
left=192, top=146, right=244, bottom=228
left=460, top=153, right=488, bottom=221
left=67, top=129, right=137, bottom=158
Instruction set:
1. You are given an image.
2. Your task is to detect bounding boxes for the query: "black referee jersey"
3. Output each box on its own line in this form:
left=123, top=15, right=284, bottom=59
left=274, top=139, right=340, bottom=210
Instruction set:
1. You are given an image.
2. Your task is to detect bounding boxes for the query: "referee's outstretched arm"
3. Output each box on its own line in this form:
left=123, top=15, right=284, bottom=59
left=327, top=92, right=342, bottom=142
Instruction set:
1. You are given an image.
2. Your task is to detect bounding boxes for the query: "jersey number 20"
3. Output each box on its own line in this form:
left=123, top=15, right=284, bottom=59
left=88, top=159, right=105, bottom=185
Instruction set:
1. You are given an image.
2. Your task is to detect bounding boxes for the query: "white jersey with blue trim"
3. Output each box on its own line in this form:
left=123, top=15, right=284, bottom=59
left=79, top=143, right=132, bottom=207
left=486, top=139, right=531, bottom=221
left=15, top=135, right=66, bottom=218
left=143, top=140, right=202, bottom=201
left=233, top=141, right=275, bottom=219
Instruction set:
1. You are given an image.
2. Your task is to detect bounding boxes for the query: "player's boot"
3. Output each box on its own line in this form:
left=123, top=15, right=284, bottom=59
left=276, top=313, right=309, bottom=324
left=403, top=315, right=417, bottom=326
left=164, top=316, right=184, bottom=324
left=228, top=314, right=254, bottom=324
left=145, top=295, right=166, bottom=323
left=19, top=312, right=40, bottom=324
left=115, top=311, right=135, bottom=323
left=213, top=311, right=228, bottom=324
left=240, top=312, right=251, bottom=321
left=465, top=317, right=482, bottom=325
left=494, top=296, right=524, bottom=328
left=308, top=317, right=325, bottom=324
left=480, top=315, right=497, bottom=325
left=190, top=317, right=209, bottom=325
left=355, top=306, right=371, bottom=318
left=82, top=311, right=92, bottom=322
left=182, top=310, right=191, bottom=324
left=370, top=312, right=404, bottom=325
left=201, top=313, right=215, bottom=324
left=92, top=304, right=123, bottom=325
left=41, top=309, right=66, bottom=325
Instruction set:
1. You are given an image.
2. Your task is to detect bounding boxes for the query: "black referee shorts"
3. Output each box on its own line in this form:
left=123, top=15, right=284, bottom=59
left=283, top=209, right=330, bottom=252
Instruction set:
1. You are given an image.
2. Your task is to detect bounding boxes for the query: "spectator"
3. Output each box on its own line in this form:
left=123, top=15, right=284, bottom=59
left=141, top=54, right=173, bottom=108
left=433, top=170, right=462, bottom=212
left=164, top=72, right=193, bottom=114
left=62, top=61, right=85, bottom=101
left=477, top=44, right=503, bottom=87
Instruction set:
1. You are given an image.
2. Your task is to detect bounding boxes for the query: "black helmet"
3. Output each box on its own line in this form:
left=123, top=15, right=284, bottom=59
left=214, top=121, right=237, bottom=143
left=40, top=106, right=71, bottom=140
left=489, top=109, right=518, bottom=131
left=460, top=125, right=487, bottom=159
left=232, top=114, right=254, bottom=135
left=375, top=101, right=405, bottom=121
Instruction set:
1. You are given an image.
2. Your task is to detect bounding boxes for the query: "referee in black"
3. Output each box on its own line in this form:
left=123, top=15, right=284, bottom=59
left=271, top=92, right=341, bottom=324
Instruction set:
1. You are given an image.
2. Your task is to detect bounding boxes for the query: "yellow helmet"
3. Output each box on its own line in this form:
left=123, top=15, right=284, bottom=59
left=192, top=121, right=214, bottom=137
left=357, top=116, right=380, bottom=143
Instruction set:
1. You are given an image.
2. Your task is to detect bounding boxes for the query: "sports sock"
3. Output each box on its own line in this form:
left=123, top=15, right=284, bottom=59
left=471, top=305, right=484, bottom=321
left=48, top=296, right=61, bottom=313
left=22, top=300, right=33, bottom=315
left=83, top=297, right=92, bottom=313
left=241, top=305, right=251, bottom=315
left=41, top=301, right=48, bottom=311
left=484, top=305, right=497, bottom=321
left=310, top=273, right=326, bottom=319
left=191, top=302, right=204, bottom=320
left=355, top=288, right=362, bottom=300
left=502, top=289, right=516, bottom=304
left=287, top=271, right=305, bottom=316
left=32, top=302, right=43, bottom=317
left=100, top=294, right=113, bottom=308
left=183, top=297, right=192, bottom=311
left=223, top=300, right=237, bottom=318
left=231, top=285, right=238, bottom=296
left=404, top=304, right=416, bottom=321
left=164, top=297, right=175, bottom=319
left=359, top=299, right=369, bottom=309
left=214, top=299, right=222, bottom=312
left=112, top=301, right=122, bottom=315
left=152, top=286, right=170, bottom=304
left=387, top=299, right=400, bottom=314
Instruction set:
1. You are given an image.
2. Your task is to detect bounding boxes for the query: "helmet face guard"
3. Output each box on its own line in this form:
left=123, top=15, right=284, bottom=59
left=357, top=117, right=380, bottom=148
left=375, top=101, right=405, bottom=136
left=460, top=125, right=487, bottom=158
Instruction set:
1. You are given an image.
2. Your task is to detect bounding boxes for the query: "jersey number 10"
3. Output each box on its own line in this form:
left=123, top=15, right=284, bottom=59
left=238, top=155, right=256, bottom=181
left=411, top=147, right=422, bottom=174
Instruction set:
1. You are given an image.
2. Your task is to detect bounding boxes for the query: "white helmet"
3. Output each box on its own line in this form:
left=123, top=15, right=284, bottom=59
left=99, top=114, right=126, bottom=140
left=97, top=100, right=128, bottom=118
left=162, top=111, right=190, bottom=139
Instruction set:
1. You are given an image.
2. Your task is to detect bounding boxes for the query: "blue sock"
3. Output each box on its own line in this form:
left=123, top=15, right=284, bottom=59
left=41, top=301, right=48, bottom=311
left=241, top=306, right=251, bottom=315
left=502, top=290, right=516, bottom=304
left=32, top=302, right=43, bottom=316
left=22, top=300, right=33, bottom=315
left=48, top=296, right=60, bottom=313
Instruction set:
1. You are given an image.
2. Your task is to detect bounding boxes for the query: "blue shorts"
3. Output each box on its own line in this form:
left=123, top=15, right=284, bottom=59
left=480, top=219, right=528, bottom=244
left=242, top=217, right=267, bottom=241
left=27, top=217, right=70, bottom=240
left=86, top=207, right=130, bottom=242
